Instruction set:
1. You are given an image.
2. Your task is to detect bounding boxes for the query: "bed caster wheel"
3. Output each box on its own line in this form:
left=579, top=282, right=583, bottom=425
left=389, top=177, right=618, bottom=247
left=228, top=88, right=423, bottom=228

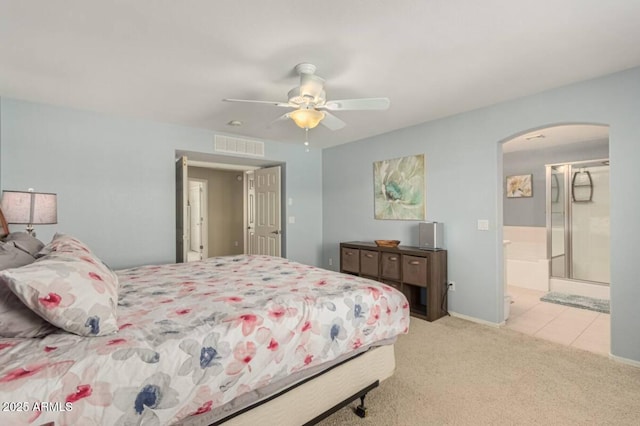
left=355, top=405, right=367, bottom=418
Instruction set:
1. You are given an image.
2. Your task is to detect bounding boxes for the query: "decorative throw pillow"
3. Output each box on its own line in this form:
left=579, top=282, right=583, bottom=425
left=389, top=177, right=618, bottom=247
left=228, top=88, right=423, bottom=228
left=4, top=232, right=45, bottom=257
left=0, top=242, right=57, bottom=338
left=0, top=245, right=119, bottom=337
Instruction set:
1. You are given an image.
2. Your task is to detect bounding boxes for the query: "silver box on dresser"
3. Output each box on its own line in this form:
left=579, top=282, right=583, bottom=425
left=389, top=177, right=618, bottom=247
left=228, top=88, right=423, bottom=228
left=419, top=222, right=444, bottom=250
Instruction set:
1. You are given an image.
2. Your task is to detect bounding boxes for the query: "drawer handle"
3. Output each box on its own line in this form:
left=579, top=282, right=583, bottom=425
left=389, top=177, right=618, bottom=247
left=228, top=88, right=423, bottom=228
left=409, top=260, right=421, bottom=265
left=345, top=252, right=354, bottom=256
left=365, top=254, right=374, bottom=258
left=389, top=256, right=398, bottom=261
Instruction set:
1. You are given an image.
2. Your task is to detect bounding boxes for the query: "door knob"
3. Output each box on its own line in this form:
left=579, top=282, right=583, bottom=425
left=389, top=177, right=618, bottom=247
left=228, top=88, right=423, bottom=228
left=271, top=230, right=281, bottom=235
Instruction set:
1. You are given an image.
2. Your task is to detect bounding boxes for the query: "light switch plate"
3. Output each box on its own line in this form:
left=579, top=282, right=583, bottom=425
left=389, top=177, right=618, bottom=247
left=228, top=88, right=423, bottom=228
left=288, top=216, right=296, bottom=224
left=477, top=219, right=489, bottom=231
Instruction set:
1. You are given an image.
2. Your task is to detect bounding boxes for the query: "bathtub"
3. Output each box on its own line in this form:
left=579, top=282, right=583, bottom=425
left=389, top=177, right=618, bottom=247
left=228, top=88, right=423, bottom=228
left=504, top=226, right=549, bottom=292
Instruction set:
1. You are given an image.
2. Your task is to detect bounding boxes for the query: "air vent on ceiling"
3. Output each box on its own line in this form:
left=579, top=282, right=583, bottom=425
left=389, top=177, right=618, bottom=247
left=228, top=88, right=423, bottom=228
left=214, top=135, right=265, bottom=157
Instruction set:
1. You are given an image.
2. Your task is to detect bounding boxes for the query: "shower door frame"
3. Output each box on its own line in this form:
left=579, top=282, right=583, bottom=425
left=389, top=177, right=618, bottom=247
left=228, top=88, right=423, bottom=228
left=545, top=158, right=609, bottom=285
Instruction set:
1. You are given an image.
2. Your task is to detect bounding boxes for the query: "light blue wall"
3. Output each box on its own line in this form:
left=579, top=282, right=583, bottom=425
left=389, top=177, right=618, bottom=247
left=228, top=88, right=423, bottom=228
left=2, top=68, right=639, bottom=363
left=503, top=139, right=609, bottom=227
left=0, top=98, right=323, bottom=269
left=323, top=67, right=640, bottom=362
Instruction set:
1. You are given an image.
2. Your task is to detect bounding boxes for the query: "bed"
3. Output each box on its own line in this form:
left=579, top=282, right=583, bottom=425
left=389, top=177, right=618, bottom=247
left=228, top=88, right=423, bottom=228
left=0, top=219, right=410, bottom=425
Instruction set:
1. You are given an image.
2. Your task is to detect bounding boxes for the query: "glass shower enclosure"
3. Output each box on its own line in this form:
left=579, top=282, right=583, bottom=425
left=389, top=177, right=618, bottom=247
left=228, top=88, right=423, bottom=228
left=546, top=159, right=610, bottom=284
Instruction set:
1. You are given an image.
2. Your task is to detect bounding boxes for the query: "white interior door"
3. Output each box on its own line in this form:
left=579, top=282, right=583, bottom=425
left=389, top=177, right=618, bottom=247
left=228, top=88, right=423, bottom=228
left=254, top=166, right=281, bottom=256
left=175, top=156, right=188, bottom=263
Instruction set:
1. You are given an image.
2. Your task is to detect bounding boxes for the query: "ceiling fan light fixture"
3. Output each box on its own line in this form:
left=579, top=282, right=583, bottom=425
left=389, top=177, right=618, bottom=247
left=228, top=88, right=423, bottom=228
left=289, top=108, right=325, bottom=129
left=223, top=63, right=386, bottom=132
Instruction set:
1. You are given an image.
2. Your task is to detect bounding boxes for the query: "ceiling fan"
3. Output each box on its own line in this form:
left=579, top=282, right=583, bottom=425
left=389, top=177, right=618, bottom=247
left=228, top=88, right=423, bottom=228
left=223, top=63, right=390, bottom=131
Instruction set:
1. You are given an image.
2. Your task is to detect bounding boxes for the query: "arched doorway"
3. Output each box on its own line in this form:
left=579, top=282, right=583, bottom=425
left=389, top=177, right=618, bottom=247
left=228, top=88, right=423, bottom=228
left=498, top=123, right=610, bottom=355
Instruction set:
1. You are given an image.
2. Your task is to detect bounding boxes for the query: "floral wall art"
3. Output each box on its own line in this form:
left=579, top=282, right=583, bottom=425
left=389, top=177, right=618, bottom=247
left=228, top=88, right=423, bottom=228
left=374, top=154, right=425, bottom=220
left=506, top=174, right=533, bottom=198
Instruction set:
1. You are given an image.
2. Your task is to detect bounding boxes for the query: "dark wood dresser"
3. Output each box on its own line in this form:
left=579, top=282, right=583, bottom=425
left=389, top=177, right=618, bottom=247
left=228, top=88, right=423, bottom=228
left=340, top=241, right=448, bottom=322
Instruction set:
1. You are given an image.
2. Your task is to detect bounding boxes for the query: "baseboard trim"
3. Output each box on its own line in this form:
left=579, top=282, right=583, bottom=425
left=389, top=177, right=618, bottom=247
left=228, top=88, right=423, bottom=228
left=609, top=353, right=640, bottom=369
left=448, top=311, right=502, bottom=328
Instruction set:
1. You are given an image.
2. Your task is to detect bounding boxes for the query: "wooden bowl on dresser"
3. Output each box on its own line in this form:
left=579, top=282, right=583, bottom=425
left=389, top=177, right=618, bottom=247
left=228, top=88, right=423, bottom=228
left=374, top=240, right=400, bottom=248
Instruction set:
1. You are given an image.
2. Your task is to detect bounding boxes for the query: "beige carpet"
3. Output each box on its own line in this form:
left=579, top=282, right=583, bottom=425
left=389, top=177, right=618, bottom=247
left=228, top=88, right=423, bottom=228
left=319, top=316, right=640, bottom=425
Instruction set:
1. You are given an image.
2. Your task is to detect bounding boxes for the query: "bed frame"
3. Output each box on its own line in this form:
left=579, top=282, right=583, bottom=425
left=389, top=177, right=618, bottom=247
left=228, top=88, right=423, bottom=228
left=177, top=344, right=396, bottom=426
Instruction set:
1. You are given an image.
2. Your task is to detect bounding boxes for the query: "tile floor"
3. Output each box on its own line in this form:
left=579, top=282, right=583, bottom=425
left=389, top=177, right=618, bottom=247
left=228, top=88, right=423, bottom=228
left=505, top=285, right=610, bottom=356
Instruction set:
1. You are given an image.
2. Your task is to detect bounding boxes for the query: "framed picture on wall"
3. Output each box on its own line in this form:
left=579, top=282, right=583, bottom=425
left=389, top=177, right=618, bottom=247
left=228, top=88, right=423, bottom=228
left=373, top=154, right=426, bottom=220
left=506, top=174, right=533, bottom=198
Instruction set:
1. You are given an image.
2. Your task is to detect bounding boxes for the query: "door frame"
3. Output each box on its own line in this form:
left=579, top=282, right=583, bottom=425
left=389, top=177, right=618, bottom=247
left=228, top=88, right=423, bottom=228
left=175, top=151, right=286, bottom=261
left=176, top=156, right=188, bottom=263
left=188, top=177, right=208, bottom=260
left=244, top=171, right=255, bottom=255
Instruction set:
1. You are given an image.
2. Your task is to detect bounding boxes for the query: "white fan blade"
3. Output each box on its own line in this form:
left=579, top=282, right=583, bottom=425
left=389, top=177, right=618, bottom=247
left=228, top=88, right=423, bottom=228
left=321, top=97, right=390, bottom=111
left=267, top=113, right=290, bottom=128
left=321, top=111, right=346, bottom=130
left=223, top=98, right=291, bottom=107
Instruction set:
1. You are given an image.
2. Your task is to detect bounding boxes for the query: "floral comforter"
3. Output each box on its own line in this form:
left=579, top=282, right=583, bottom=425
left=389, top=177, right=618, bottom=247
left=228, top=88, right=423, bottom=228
left=0, top=255, right=409, bottom=425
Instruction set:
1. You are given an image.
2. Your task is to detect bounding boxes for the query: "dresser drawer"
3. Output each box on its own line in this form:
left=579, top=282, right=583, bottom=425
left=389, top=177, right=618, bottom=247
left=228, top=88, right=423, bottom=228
left=360, top=250, right=379, bottom=277
left=341, top=247, right=360, bottom=273
left=381, top=252, right=401, bottom=280
left=402, top=255, right=428, bottom=287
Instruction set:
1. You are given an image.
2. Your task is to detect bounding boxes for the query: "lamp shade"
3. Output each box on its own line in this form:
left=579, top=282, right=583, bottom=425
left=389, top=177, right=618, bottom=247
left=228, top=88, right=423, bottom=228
left=0, top=190, right=57, bottom=225
left=289, top=108, right=325, bottom=129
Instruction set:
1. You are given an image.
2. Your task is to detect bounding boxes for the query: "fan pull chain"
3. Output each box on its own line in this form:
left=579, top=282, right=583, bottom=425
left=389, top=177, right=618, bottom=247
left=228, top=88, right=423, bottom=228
left=304, top=128, right=310, bottom=152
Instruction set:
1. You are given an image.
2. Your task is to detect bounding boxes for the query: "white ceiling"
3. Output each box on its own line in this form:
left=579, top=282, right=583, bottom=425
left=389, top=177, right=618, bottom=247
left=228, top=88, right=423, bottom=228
left=1, top=1, right=639, bottom=149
